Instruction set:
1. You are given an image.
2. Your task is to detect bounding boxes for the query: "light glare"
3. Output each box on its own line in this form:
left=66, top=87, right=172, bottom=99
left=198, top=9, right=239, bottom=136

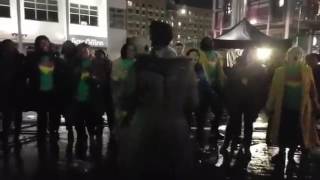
left=256, top=47, right=272, bottom=62
left=279, top=0, right=284, bottom=7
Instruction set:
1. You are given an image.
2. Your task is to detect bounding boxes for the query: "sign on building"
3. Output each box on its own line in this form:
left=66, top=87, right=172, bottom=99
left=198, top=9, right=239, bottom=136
left=70, top=35, right=108, bottom=47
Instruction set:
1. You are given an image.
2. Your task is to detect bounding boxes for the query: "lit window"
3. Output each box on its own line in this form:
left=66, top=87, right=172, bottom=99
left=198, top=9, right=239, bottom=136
left=24, top=0, right=58, bottom=22
left=178, top=21, right=182, bottom=26
left=70, top=3, right=98, bottom=26
left=279, top=0, right=284, bottom=7
left=0, top=0, right=10, bottom=17
left=127, top=0, right=133, bottom=7
left=110, top=8, right=125, bottom=29
left=180, top=8, right=186, bottom=15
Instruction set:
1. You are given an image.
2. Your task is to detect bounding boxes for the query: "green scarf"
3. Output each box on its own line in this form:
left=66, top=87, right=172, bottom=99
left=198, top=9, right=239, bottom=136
left=121, top=58, right=135, bottom=71
left=76, top=59, right=92, bottom=102
left=39, top=56, right=54, bottom=92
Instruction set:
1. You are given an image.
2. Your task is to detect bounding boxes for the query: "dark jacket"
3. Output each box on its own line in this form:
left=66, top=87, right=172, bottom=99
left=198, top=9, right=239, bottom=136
left=0, top=51, right=25, bottom=110
left=25, top=51, right=67, bottom=109
left=225, top=61, right=268, bottom=113
left=71, top=58, right=105, bottom=114
left=117, top=54, right=198, bottom=178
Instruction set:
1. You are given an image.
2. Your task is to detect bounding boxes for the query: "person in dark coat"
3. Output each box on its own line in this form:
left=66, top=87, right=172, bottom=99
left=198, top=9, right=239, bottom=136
left=0, top=39, right=25, bottom=149
left=92, top=49, right=114, bottom=139
left=25, top=35, right=66, bottom=141
left=70, top=43, right=105, bottom=153
left=61, top=40, right=77, bottom=140
left=117, top=21, right=198, bottom=180
left=222, top=49, right=268, bottom=159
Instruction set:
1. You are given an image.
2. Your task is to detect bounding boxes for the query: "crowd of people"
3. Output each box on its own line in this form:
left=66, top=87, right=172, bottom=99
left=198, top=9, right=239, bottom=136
left=1, top=20, right=320, bottom=179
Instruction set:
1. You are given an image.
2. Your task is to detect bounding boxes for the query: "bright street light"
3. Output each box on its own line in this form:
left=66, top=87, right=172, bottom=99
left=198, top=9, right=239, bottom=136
left=279, top=0, right=284, bottom=7
left=128, top=0, right=133, bottom=7
left=256, top=47, right=272, bottom=62
left=250, top=18, right=258, bottom=25
left=180, top=8, right=187, bottom=15
left=313, top=36, right=318, bottom=46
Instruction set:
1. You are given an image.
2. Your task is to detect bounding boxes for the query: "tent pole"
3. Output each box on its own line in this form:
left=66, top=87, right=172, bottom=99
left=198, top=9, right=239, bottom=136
left=284, top=0, right=291, bottom=39
left=266, top=1, right=271, bottom=35
left=213, top=0, right=217, bottom=38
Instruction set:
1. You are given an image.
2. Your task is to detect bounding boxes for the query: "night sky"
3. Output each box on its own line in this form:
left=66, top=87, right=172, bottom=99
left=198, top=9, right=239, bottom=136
left=176, top=0, right=213, bottom=9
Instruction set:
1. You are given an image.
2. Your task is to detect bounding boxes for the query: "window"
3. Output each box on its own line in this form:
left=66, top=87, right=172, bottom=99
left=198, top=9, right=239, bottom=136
left=127, top=0, right=133, bottom=7
left=110, top=8, right=125, bottom=29
left=24, top=0, right=58, bottom=22
left=0, top=0, right=10, bottom=17
left=70, top=3, right=98, bottom=26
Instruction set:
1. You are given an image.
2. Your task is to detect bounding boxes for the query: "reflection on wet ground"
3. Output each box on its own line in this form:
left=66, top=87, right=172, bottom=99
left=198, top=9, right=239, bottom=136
left=0, top=112, right=320, bottom=180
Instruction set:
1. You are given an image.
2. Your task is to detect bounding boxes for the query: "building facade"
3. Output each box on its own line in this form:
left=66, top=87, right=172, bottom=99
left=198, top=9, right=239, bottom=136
left=0, top=0, right=110, bottom=53
left=126, top=0, right=213, bottom=48
left=108, top=0, right=127, bottom=59
left=168, top=5, right=213, bottom=47
left=213, top=0, right=320, bottom=52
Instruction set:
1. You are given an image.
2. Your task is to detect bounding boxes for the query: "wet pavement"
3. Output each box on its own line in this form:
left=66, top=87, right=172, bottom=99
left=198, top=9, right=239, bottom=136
left=1, top=112, right=320, bottom=180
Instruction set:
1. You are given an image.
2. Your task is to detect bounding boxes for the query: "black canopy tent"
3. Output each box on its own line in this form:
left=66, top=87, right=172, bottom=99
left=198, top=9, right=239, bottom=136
left=213, top=19, right=292, bottom=49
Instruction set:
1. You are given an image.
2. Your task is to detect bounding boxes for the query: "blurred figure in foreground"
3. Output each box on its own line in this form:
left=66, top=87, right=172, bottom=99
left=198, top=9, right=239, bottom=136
left=117, top=21, right=198, bottom=180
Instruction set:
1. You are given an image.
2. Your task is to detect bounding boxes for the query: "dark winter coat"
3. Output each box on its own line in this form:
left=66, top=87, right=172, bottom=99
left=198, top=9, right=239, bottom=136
left=25, top=51, right=67, bottom=110
left=225, top=61, right=268, bottom=114
left=70, top=59, right=106, bottom=115
left=117, top=54, right=198, bottom=179
left=0, top=51, right=26, bottom=110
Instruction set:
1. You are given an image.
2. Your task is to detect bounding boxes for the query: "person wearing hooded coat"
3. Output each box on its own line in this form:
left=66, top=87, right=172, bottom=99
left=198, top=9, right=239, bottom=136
left=117, top=21, right=198, bottom=180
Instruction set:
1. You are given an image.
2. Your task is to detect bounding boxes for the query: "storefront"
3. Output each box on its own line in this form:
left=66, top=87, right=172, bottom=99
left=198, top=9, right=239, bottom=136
left=0, top=0, right=109, bottom=53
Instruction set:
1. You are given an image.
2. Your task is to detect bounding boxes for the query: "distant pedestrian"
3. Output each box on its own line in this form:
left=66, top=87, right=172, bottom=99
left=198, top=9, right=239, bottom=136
left=175, top=42, right=185, bottom=56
